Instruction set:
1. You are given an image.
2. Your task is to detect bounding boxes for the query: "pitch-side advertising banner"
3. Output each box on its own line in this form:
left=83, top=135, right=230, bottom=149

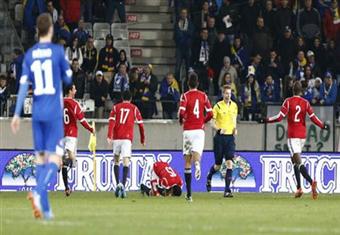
left=1, top=150, right=340, bottom=193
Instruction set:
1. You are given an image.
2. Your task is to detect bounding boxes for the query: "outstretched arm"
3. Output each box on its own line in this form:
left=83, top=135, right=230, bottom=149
left=307, top=103, right=324, bottom=129
left=266, top=99, right=288, bottom=123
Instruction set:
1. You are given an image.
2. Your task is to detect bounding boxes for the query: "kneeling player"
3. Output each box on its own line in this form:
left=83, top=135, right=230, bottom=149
left=62, top=84, right=94, bottom=196
left=141, top=161, right=182, bottom=197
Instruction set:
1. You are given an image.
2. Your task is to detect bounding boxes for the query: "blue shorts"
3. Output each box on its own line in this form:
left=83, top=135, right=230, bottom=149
left=32, top=118, right=64, bottom=155
left=213, top=134, right=235, bottom=165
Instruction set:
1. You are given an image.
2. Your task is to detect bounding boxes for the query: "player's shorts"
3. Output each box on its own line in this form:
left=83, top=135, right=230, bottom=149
left=287, top=138, right=306, bottom=156
left=113, top=139, right=132, bottom=158
left=32, top=118, right=64, bottom=156
left=213, top=133, right=235, bottom=165
left=64, top=136, right=78, bottom=154
left=183, top=129, right=205, bottom=156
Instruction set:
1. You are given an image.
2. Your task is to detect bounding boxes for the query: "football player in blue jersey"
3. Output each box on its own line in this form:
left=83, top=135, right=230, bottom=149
left=11, top=13, right=72, bottom=220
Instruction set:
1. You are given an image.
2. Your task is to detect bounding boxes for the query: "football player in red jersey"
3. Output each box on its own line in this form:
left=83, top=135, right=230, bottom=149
left=62, top=84, right=94, bottom=196
left=107, top=90, right=145, bottom=198
left=265, top=81, right=328, bottom=199
left=178, top=73, right=213, bottom=202
left=140, top=161, right=183, bottom=197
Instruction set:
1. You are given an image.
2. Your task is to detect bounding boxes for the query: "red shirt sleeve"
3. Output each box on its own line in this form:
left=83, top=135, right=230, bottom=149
left=178, top=94, right=187, bottom=120
left=306, top=102, right=324, bottom=128
left=135, top=107, right=145, bottom=144
left=204, top=94, right=213, bottom=123
left=266, top=99, right=288, bottom=123
left=75, top=102, right=93, bottom=133
left=107, top=105, right=116, bottom=139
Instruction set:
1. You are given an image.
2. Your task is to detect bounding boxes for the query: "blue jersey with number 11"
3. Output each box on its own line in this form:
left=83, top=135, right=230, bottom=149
left=18, top=42, right=72, bottom=121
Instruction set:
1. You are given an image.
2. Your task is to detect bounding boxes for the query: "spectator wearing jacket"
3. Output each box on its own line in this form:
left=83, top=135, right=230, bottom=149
left=297, top=0, right=321, bottom=43
left=106, top=0, right=126, bottom=23
left=90, top=71, right=109, bottom=118
left=109, top=63, right=129, bottom=104
left=54, top=14, right=72, bottom=43
left=97, top=34, right=119, bottom=72
left=241, top=73, right=261, bottom=121
left=71, top=58, right=87, bottom=99
left=82, top=36, right=97, bottom=74
left=65, top=37, right=84, bottom=66
left=251, top=16, right=273, bottom=58
left=274, top=0, right=295, bottom=38
left=60, top=0, right=81, bottom=30
left=46, top=0, right=58, bottom=23
left=323, top=0, right=340, bottom=41
left=159, top=73, right=181, bottom=119
left=261, top=75, right=280, bottom=103
left=320, top=72, right=338, bottom=105
left=73, top=19, right=89, bottom=47
left=116, top=49, right=131, bottom=73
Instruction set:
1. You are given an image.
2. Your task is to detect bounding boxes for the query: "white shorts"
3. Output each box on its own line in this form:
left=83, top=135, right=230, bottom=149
left=113, top=139, right=132, bottom=158
left=64, top=136, right=77, bottom=154
left=183, top=129, right=205, bottom=156
left=287, top=138, right=306, bottom=156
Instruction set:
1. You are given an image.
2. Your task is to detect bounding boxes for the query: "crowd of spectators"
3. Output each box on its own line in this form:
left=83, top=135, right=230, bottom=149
left=0, top=0, right=339, bottom=120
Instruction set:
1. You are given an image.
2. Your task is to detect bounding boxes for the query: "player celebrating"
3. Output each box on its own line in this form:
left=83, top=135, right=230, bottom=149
left=265, top=81, right=327, bottom=199
left=140, top=161, right=183, bottom=197
left=11, top=13, right=72, bottom=219
left=179, top=73, right=213, bottom=202
left=107, top=90, right=145, bottom=198
left=62, top=84, right=94, bottom=196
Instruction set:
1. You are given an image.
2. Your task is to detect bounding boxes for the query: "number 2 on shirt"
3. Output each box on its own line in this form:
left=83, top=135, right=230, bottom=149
left=193, top=99, right=199, bottom=119
left=31, top=59, right=55, bottom=96
left=294, top=105, right=301, bottom=122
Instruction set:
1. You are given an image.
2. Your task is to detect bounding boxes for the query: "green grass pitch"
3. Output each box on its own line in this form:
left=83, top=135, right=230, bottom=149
left=1, top=192, right=340, bottom=235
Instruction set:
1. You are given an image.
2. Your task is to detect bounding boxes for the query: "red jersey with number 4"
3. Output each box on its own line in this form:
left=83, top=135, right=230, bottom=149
left=64, top=98, right=93, bottom=137
left=267, top=96, right=324, bottom=138
left=107, top=101, right=145, bottom=143
left=179, top=89, right=213, bottom=130
left=153, top=161, right=183, bottom=189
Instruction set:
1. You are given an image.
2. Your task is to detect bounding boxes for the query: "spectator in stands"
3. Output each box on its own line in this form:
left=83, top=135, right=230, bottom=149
left=326, top=40, right=340, bottom=76
left=192, top=1, right=210, bottom=33
left=174, top=8, right=194, bottom=84
left=231, top=36, right=250, bottom=74
left=73, top=19, right=89, bottom=47
left=23, top=0, right=46, bottom=45
left=311, top=77, right=322, bottom=104
left=210, top=32, right=231, bottom=94
left=54, top=14, right=72, bottom=44
left=90, top=71, right=109, bottom=118
left=81, top=0, right=93, bottom=22
left=277, top=26, right=296, bottom=74
left=97, top=34, right=119, bottom=72
left=138, top=65, right=158, bottom=119
left=311, top=37, right=327, bottom=74
left=129, top=67, right=141, bottom=101
left=0, top=75, right=9, bottom=116
left=262, top=0, right=276, bottom=37
left=240, top=0, right=261, bottom=37
left=218, top=56, right=238, bottom=91
left=323, top=0, right=340, bottom=41
left=46, top=0, right=58, bottom=23
left=109, top=63, right=129, bottom=103
left=264, top=49, right=283, bottom=80
left=301, top=65, right=315, bottom=84
left=9, top=49, right=24, bottom=94
left=116, top=50, right=131, bottom=72
left=251, top=16, right=273, bottom=58
left=306, top=50, right=321, bottom=77
left=66, top=37, right=84, bottom=66
left=159, top=73, right=181, bottom=119
left=302, top=80, right=313, bottom=102
left=274, top=0, right=295, bottom=38
left=106, top=0, right=126, bottom=23
left=216, top=0, right=239, bottom=40
left=293, top=50, right=307, bottom=80
left=60, top=0, right=81, bottom=30
left=82, top=36, right=97, bottom=74
left=247, top=54, right=265, bottom=84
left=71, top=59, right=86, bottom=99
left=261, top=74, right=280, bottom=103
left=295, top=36, right=307, bottom=54
left=207, top=16, right=218, bottom=49
left=284, top=76, right=294, bottom=98
left=220, top=72, right=237, bottom=97
left=320, top=72, right=338, bottom=105
left=192, top=28, right=210, bottom=92
left=297, top=0, right=321, bottom=44
left=241, top=73, right=261, bottom=121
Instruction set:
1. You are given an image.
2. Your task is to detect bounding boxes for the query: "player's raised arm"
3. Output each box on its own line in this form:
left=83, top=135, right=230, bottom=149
left=204, top=94, right=213, bottom=123
left=306, top=102, right=325, bottom=129
left=107, top=105, right=116, bottom=142
left=178, top=94, right=187, bottom=124
left=59, top=46, right=72, bottom=85
left=135, top=107, right=145, bottom=146
left=75, top=102, right=94, bottom=133
left=266, top=99, right=289, bottom=123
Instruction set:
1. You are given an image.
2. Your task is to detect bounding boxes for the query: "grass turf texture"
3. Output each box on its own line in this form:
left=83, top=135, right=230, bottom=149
left=1, top=192, right=340, bottom=235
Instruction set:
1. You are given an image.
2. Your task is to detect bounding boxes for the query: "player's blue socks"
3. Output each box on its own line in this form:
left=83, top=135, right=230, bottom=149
left=293, top=164, right=301, bottom=189
left=225, top=169, right=232, bottom=193
left=114, top=165, right=120, bottom=184
left=184, top=168, right=192, bottom=197
left=122, top=166, right=129, bottom=187
left=207, top=166, right=217, bottom=181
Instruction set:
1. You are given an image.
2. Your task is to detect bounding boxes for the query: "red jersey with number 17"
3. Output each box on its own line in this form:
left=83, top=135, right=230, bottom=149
left=179, top=89, right=213, bottom=130
left=107, top=101, right=145, bottom=143
left=153, top=161, right=183, bottom=189
left=64, top=98, right=93, bottom=137
left=267, top=96, right=324, bottom=138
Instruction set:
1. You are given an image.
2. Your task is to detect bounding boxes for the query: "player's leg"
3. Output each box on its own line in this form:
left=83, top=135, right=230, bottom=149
left=112, top=140, right=122, bottom=197
left=191, top=130, right=205, bottom=180
left=183, top=130, right=193, bottom=201
left=120, top=140, right=132, bottom=198
left=224, top=135, right=235, bottom=198
left=206, top=133, right=223, bottom=192
left=288, top=138, right=303, bottom=197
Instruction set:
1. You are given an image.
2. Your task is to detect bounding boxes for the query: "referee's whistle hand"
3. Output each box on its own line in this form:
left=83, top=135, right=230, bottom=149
left=232, top=128, right=237, bottom=136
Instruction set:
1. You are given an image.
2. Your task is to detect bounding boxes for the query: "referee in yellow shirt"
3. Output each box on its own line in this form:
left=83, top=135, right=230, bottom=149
left=206, top=85, right=238, bottom=197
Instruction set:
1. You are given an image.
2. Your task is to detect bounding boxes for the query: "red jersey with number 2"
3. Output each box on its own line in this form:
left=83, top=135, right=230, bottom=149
left=179, top=89, right=212, bottom=130
left=108, top=102, right=144, bottom=142
left=277, top=96, right=324, bottom=138
left=153, top=161, right=183, bottom=189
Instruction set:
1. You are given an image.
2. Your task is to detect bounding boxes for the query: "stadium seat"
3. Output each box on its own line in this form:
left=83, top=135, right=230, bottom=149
left=114, top=40, right=129, bottom=48
left=111, top=23, right=128, bottom=31
left=112, top=29, right=128, bottom=40
left=14, top=4, right=23, bottom=22
left=93, top=39, right=106, bottom=50
left=93, top=23, right=110, bottom=32
left=93, top=29, right=110, bottom=40
left=83, top=22, right=93, bottom=36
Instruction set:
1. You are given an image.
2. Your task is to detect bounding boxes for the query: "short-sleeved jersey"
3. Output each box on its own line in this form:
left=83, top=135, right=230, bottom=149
left=20, top=42, right=72, bottom=121
left=108, top=102, right=143, bottom=141
left=279, top=96, right=323, bottom=138
left=213, top=100, right=238, bottom=135
left=179, top=89, right=212, bottom=130
left=64, top=98, right=86, bottom=137
left=153, top=161, right=183, bottom=189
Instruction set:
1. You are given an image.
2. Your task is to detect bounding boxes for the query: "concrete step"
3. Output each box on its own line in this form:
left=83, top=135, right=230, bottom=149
left=127, top=0, right=169, bottom=6
left=129, top=39, right=175, bottom=47
left=131, top=47, right=175, bottom=58
left=126, top=5, right=170, bottom=13
left=128, top=22, right=173, bottom=30
left=126, top=13, right=171, bottom=23
left=129, top=30, right=173, bottom=40
left=132, top=57, right=175, bottom=65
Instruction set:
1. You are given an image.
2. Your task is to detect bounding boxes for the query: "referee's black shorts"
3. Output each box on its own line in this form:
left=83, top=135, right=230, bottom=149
left=213, top=133, right=235, bottom=165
